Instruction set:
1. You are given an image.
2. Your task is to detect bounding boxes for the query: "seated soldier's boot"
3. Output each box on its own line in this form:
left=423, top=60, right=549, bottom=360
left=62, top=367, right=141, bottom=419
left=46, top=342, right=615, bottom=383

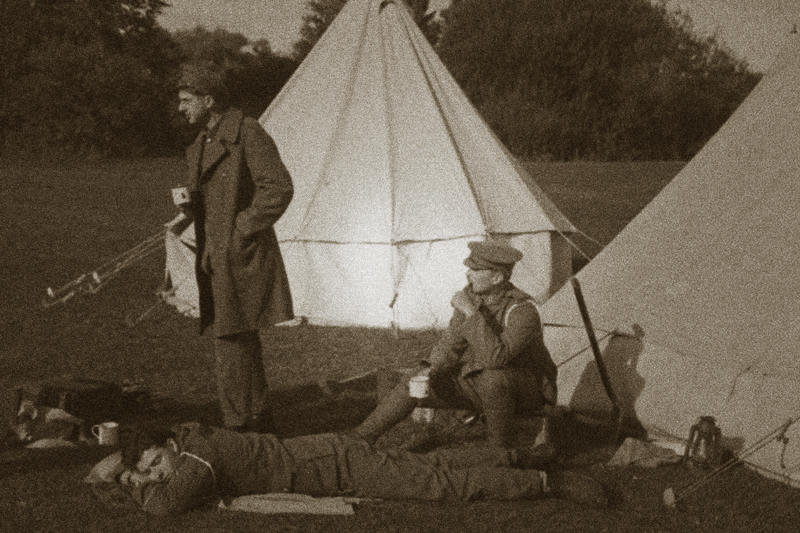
left=545, top=470, right=609, bottom=509
left=354, top=382, right=418, bottom=445
left=512, top=442, right=557, bottom=469
left=400, top=424, right=438, bottom=453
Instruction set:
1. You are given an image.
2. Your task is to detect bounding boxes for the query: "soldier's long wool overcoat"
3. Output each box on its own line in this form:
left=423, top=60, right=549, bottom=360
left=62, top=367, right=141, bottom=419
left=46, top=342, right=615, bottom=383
left=186, top=108, right=294, bottom=337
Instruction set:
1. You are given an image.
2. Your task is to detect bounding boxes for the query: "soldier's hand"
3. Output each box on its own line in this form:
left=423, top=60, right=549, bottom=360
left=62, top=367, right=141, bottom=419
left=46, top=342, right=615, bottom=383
left=451, top=290, right=477, bottom=317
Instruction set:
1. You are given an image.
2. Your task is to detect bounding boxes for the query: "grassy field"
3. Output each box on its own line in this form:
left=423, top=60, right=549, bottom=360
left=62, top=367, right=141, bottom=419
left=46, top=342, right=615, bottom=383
left=1, top=157, right=798, bottom=532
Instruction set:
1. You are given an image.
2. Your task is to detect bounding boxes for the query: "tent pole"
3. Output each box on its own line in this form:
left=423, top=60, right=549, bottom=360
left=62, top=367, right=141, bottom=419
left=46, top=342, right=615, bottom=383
left=570, top=277, right=623, bottom=442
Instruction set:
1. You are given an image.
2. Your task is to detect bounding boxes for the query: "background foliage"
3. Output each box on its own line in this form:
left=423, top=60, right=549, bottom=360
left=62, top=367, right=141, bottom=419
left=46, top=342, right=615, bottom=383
left=171, top=27, right=298, bottom=120
left=437, top=0, right=761, bottom=160
left=1, top=0, right=180, bottom=158
left=1, top=0, right=762, bottom=161
left=292, top=0, right=443, bottom=59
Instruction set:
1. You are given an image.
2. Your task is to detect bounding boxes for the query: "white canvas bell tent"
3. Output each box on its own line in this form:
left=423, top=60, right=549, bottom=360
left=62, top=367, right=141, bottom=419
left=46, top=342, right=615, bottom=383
left=161, top=0, right=578, bottom=328
left=252, top=0, right=576, bottom=329
left=539, top=34, right=800, bottom=486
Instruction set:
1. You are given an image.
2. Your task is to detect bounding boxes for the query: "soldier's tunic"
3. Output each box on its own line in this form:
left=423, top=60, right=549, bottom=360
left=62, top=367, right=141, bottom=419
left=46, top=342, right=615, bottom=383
left=428, top=281, right=558, bottom=415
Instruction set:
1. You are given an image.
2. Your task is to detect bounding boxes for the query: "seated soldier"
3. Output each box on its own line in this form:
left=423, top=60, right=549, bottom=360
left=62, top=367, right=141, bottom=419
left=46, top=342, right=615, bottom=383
left=90, top=422, right=608, bottom=515
left=356, top=240, right=558, bottom=453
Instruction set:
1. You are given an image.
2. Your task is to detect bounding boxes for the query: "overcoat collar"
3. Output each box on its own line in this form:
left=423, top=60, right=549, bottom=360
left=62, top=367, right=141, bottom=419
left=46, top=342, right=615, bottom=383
left=187, top=108, right=245, bottom=188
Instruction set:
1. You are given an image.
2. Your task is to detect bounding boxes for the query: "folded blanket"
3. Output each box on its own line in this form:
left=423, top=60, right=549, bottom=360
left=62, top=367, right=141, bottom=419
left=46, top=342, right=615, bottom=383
left=218, top=493, right=372, bottom=515
left=606, top=437, right=683, bottom=468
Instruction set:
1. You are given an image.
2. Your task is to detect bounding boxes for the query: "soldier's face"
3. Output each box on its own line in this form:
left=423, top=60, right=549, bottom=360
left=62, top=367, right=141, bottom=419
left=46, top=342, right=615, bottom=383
left=467, top=268, right=504, bottom=294
left=125, top=440, right=180, bottom=486
left=178, top=90, right=214, bottom=125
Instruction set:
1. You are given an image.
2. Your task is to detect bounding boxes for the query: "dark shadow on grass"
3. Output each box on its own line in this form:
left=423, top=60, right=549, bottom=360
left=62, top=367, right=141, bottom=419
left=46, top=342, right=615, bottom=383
left=113, top=380, right=379, bottom=440
left=0, top=444, right=116, bottom=479
left=276, top=392, right=377, bottom=439
left=549, top=412, right=628, bottom=468
left=128, top=398, right=222, bottom=428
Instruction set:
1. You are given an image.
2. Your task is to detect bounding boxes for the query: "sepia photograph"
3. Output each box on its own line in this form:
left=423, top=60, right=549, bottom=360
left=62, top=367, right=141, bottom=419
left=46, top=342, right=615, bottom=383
left=1, top=1, right=798, bottom=531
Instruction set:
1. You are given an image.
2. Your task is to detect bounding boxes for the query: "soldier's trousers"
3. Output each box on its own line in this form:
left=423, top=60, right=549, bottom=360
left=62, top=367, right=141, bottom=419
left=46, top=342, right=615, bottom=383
left=287, top=433, right=546, bottom=501
left=356, top=366, right=546, bottom=447
left=214, top=330, right=267, bottom=428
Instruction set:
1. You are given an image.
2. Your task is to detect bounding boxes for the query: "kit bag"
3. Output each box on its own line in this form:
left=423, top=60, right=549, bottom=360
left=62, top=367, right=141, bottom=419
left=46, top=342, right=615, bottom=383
left=35, top=378, right=124, bottom=425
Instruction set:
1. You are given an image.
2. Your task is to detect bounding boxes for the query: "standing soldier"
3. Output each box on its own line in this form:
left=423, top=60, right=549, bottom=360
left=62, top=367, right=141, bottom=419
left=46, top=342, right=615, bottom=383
left=173, top=63, right=294, bottom=433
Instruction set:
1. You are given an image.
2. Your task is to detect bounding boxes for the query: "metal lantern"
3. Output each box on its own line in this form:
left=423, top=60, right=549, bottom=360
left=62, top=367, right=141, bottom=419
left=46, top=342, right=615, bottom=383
left=684, top=416, right=722, bottom=468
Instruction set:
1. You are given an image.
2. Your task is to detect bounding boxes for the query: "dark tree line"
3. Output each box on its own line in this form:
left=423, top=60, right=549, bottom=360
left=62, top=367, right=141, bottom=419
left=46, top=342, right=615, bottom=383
left=436, top=0, right=760, bottom=160
left=1, top=0, right=761, bottom=161
left=0, top=0, right=298, bottom=158
left=1, top=0, right=182, bottom=157
left=170, top=27, right=298, bottom=142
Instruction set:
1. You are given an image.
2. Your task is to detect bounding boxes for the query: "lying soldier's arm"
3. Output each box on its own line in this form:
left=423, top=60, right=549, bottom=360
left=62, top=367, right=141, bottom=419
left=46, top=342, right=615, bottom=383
left=131, top=454, right=217, bottom=515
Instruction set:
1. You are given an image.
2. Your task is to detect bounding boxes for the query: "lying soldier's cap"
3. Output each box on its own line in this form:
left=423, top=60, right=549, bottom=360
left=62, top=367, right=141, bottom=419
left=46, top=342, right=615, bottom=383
left=464, top=240, right=523, bottom=273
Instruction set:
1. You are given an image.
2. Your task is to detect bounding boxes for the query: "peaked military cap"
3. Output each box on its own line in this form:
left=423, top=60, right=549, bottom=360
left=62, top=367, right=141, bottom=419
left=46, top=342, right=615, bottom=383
left=178, top=63, right=229, bottom=103
left=463, top=241, right=523, bottom=273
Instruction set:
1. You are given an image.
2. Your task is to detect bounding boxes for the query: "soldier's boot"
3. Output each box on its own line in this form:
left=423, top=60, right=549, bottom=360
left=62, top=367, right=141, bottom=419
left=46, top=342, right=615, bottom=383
left=545, top=470, right=609, bottom=508
left=484, top=408, right=515, bottom=448
left=355, top=382, right=418, bottom=445
left=510, top=416, right=558, bottom=469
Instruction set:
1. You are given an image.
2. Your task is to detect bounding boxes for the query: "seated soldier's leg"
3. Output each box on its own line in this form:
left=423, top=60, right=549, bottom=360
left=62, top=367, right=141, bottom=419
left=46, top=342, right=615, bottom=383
left=464, top=368, right=557, bottom=451
left=354, top=377, right=418, bottom=444
left=462, top=369, right=516, bottom=447
left=505, top=367, right=557, bottom=450
left=391, top=368, right=478, bottom=452
left=356, top=366, right=472, bottom=447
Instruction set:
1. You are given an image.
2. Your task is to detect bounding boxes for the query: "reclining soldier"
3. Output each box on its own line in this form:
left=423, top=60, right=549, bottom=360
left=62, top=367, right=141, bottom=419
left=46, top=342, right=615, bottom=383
left=90, top=422, right=608, bottom=514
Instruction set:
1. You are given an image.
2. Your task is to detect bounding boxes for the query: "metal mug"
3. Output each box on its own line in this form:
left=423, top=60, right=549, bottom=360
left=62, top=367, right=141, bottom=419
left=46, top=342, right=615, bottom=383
left=92, top=421, right=119, bottom=446
left=409, top=375, right=430, bottom=399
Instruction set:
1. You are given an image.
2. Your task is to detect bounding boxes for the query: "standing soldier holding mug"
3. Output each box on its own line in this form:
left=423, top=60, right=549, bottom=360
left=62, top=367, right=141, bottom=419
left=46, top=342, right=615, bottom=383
left=172, top=62, right=294, bottom=433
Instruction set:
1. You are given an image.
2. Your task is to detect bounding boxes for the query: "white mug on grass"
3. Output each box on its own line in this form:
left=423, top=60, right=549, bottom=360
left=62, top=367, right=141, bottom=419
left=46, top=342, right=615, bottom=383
left=92, top=421, right=119, bottom=446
